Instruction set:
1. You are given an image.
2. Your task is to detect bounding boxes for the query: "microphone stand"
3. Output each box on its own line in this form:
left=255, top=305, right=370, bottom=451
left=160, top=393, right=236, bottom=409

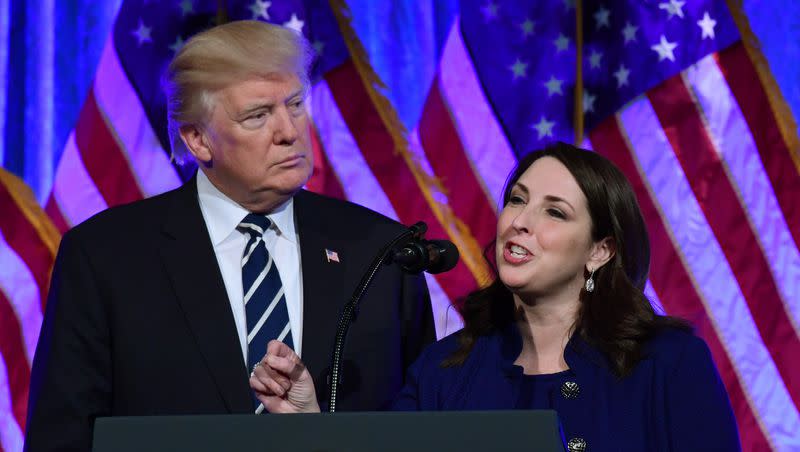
left=326, top=222, right=427, bottom=412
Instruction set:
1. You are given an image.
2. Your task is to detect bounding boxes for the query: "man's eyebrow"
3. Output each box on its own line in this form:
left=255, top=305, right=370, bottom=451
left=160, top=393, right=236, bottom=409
left=237, top=102, right=273, bottom=116
left=286, top=88, right=307, bottom=102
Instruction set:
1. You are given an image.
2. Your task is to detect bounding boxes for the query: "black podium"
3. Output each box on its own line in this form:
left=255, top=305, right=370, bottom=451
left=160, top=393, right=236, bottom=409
left=93, top=410, right=566, bottom=451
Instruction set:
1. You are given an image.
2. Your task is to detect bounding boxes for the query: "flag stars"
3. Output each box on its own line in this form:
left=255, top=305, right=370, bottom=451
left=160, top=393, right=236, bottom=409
left=520, top=19, right=536, bottom=38
left=532, top=116, right=555, bottom=139
left=697, top=12, right=717, bottom=39
left=249, top=0, right=271, bottom=20
left=651, top=35, right=677, bottom=62
left=589, top=50, right=603, bottom=69
left=583, top=91, right=597, bottom=114
left=659, top=0, right=686, bottom=19
left=544, top=76, right=564, bottom=96
left=481, top=2, right=499, bottom=21
left=594, top=6, right=610, bottom=29
left=131, top=20, right=152, bottom=46
left=169, top=36, right=185, bottom=54
left=509, top=58, right=528, bottom=80
left=179, top=0, right=194, bottom=16
left=622, top=22, right=638, bottom=44
left=283, top=14, right=305, bottom=33
left=613, top=64, right=630, bottom=87
left=554, top=34, right=570, bottom=53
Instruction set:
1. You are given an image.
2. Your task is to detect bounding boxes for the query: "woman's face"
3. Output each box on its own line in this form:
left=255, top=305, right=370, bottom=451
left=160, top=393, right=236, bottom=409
left=496, top=157, right=597, bottom=301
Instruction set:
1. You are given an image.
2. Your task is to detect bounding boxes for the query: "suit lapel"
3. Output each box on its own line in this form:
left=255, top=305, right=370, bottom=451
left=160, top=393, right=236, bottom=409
left=294, top=191, right=349, bottom=397
left=158, top=176, right=252, bottom=413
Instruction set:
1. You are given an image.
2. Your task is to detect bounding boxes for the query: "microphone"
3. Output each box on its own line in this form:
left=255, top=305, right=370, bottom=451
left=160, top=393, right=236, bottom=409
left=391, top=238, right=460, bottom=274
left=327, top=220, right=456, bottom=411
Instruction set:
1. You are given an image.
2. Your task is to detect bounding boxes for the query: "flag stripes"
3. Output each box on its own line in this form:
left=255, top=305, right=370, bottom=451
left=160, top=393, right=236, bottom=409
left=685, top=54, right=800, bottom=335
left=324, top=61, right=481, bottom=301
left=0, top=170, right=56, bottom=452
left=308, top=79, right=457, bottom=335
left=590, top=116, right=773, bottom=451
left=92, top=37, right=181, bottom=199
left=439, top=21, right=516, bottom=210
left=647, top=72, right=800, bottom=412
left=716, top=44, right=800, bottom=254
left=418, top=77, right=498, bottom=250
left=618, top=92, right=800, bottom=449
left=305, top=123, right=346, bottom=200
left=0, top=290, right=30, bottom=434
left=0, top=349, right=23, bottom=452
left=0, top=180, right=52, bottom=310
left=74, top=89, right=145, bottom=207
left=46, top=133, right=108, bottom=231
left=44, top=34, right=182, bottom=234
left=310, top=80, right=401, bottom=218
left=0, top=231, right=42, bottom=365
left=43, top=197, right=70, bottom=235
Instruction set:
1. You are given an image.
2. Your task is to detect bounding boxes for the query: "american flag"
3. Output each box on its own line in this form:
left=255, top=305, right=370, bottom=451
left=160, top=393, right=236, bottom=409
left=2, top=0, right=800, bottom=450
left=325, top=248, right=340, bottom=263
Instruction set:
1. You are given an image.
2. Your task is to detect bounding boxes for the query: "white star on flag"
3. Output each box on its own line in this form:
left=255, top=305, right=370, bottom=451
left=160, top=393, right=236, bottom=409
left=249, top=0, right=271, bottom=20
left=589, top=50, right=603, bottom=69
left=509, top=59, right=528, bottom=80
left=594, top=6, right=610, bottom=29
left=544, top=76, right=564, bottom=96
left=283, top=14, right=305, bottom=33
left=583, top=91, right=597, bottom=114
left=131, top=20, right=152, bottom=46
left=697, top=12, right=717, bottom=39
left=520, top=19, right=535, bottom=38
left=554, top=34, right=570, bottom=53
left=622, top=22, right=638, bottom=44
left=179, top=0, right=194, bottom=16
left=169, top=36, right=185, bottom=54
left=532, top=116, right=555, bottom=139
left=659, top=0, right=686, bottom=19
left=651, top=35, right=678, bottom=62
left=482, top=2, right=499, bottom=21
left=613, top=64, right=630, bottom=88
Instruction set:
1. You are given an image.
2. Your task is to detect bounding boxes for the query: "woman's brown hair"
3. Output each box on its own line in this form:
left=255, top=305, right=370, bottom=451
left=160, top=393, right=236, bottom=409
left=444, top=142, right=689, bottom=376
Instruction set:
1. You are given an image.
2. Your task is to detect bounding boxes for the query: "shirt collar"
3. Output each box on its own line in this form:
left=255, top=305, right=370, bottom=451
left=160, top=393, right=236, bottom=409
left=196, top=169, right=298, bottom=245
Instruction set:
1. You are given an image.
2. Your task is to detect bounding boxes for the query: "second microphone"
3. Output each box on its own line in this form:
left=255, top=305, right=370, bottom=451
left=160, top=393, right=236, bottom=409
left=390, top=238, right=460, bottom=274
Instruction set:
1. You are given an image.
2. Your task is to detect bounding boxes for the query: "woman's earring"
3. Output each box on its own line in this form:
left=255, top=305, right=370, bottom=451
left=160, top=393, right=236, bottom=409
left=585, top=268, right=596, bottom=293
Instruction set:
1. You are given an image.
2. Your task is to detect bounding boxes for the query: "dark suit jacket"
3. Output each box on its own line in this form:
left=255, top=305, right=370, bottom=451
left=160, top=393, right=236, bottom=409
left=25, top=178, right=435, bottom=451
left=393, top=324, right=741, bottom=451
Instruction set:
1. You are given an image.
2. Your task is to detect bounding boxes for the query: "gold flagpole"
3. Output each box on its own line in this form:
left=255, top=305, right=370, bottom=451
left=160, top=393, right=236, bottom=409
left=217, top=0, right=229, bottom=25
left=574, top=0, right=584, bottom=144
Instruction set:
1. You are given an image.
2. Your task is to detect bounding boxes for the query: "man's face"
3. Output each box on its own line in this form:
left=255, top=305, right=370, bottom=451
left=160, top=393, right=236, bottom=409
left=190, top=73, right=313, bottom=211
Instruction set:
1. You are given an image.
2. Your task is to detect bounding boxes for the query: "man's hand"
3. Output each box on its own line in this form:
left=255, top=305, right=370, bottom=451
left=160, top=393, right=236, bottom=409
left=249, top=340, right=321, bottom=413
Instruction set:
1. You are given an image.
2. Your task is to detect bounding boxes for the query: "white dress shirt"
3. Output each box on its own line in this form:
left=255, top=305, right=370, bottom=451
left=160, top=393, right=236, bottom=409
left=196, top=170, right=304, bottom=364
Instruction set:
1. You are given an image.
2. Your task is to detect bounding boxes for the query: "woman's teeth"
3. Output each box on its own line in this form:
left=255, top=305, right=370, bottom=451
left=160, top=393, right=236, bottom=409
left=510, top=245, right=529, bottom=257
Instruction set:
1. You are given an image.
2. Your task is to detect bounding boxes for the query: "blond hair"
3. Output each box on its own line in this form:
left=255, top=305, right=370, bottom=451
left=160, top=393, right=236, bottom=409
left=162, top=20, right=312, bottom=164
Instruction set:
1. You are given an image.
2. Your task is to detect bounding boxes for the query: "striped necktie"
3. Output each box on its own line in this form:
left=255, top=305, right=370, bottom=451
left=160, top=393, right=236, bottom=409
left=237, top=214, right=294, bottom=384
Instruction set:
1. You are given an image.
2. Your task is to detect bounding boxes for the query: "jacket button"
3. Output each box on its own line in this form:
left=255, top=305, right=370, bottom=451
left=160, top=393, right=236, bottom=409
left=567, top=437, right=587, bottom=452
left=561, top=381, right=580, bottom=399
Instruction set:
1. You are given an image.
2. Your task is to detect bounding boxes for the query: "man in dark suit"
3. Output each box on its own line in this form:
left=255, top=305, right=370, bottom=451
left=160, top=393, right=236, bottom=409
left=24, top=20, right=435, bottom=451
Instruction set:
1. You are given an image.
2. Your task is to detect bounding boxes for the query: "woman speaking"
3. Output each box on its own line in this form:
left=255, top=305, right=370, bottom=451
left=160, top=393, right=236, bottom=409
left=250, top=142, right=741, bottom=451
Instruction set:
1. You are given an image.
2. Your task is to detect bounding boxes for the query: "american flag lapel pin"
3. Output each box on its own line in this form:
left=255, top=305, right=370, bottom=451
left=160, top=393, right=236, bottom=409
left=325, top=248, right=340, bottom=263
